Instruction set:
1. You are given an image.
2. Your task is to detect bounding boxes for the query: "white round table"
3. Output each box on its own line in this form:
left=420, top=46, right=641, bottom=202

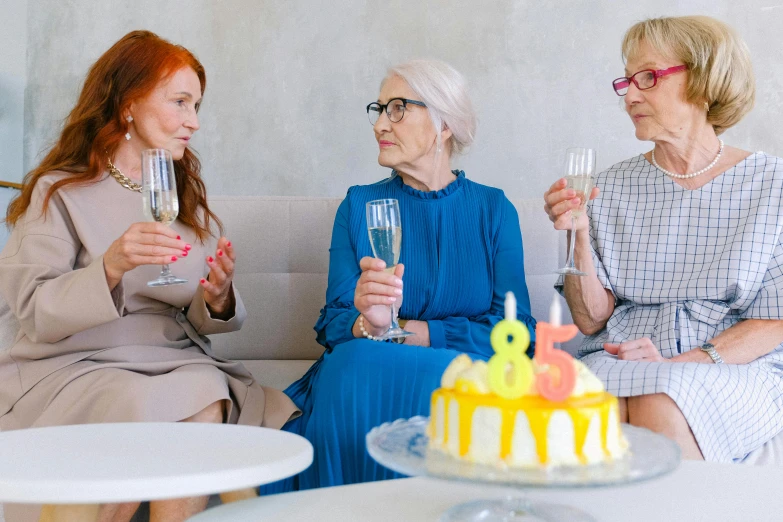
left=0, top=422, right=312, bottom=521
left=189, top=461, right=783, bottom=521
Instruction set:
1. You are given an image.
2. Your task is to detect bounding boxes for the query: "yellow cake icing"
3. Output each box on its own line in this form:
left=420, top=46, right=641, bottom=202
left=428, top=354, right=629, bottom=468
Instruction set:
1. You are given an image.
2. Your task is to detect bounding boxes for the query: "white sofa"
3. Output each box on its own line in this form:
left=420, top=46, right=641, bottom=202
left=205, top=195, right=578, bottom=389
left=0, top=195, right=574, bottom=391
left=0, top=195, right=779, bottom=521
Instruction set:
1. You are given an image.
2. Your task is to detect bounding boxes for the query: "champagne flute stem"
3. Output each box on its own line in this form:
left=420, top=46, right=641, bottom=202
left=567, top=214, right=577, bottom=269
left=160, top=264, right=173, bottom=278
left=389, top=302, right=398, bottom=330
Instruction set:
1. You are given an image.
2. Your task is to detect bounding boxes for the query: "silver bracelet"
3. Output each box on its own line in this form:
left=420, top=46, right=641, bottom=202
left=358, top=314, right=383, bottom=341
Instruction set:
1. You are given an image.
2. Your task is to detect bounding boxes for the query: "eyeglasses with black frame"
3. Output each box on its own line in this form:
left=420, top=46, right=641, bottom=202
left=366, top=98, right=427, bottom=125
left=612, top=65, right=687, bottom=96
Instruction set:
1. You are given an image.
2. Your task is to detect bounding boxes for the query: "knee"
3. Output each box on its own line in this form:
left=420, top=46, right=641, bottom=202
left=628, top=393, right=676, bottom=414
left=627, top=393, right=704, bottom=459
left=627, top=393, right=687, bottom=432
left=330, top=338, right=375, bottom=359
left=184, top=400, right=225, bottom=424
left=319, top=339, right=376, bottom=378
left=617, top=397, right=629, bottom=423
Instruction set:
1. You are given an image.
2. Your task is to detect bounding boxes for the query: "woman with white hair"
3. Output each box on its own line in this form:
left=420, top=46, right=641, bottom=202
left=264, top=60, right=535, bottom=490
left=545, top=16, right=783, bottom=462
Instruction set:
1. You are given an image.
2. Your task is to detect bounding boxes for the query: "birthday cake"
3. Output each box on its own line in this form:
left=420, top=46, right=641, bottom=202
left=427, top=294, right=628, bottom=468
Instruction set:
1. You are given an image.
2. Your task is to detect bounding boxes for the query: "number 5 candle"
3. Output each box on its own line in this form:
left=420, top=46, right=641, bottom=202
left=534, top=294, right=579, bottom=401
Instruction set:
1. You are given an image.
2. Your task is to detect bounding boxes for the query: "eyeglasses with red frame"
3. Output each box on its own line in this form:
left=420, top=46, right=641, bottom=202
left=612, top=65, right=687, bottom=96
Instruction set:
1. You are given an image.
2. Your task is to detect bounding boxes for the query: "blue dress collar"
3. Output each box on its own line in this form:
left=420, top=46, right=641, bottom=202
left=392, top=170, right=466, bottom=200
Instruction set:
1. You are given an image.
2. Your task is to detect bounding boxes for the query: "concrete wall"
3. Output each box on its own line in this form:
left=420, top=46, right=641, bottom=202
left=0, top=0, right=28, bottom=246
left=13, top=0, right=782, bottom=204
left=0, top=0, right=26, bottom=184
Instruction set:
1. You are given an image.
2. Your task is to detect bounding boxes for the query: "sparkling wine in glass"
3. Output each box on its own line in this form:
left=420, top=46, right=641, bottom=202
left=555, top=147, right=596, bottom=277
left=142, top=148, right=187, bottom=287
left=366, top=199, right=413, bottom=341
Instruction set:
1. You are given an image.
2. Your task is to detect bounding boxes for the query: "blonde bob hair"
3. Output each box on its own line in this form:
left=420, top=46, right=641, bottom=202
left=622, top=16, right=755, bottom=135
left=383, top=59, right=477, bottom=156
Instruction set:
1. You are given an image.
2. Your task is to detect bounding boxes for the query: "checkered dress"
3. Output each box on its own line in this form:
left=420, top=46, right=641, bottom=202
left=558, top=152, right=783, bottom=462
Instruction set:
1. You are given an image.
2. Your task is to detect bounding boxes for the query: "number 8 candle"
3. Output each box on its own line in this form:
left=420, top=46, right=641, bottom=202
left=487, top=292, right=534, bottom=399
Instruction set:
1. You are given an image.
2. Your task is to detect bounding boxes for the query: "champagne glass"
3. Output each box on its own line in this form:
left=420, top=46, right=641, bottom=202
left=142, top=148, right=187, bottom=287
left=555, top=147, right=596, bottom=277
left=366, top=199, right=413, bottom=341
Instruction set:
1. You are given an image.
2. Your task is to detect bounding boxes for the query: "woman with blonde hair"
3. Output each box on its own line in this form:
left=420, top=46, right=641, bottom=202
left=544, top=15, right=783, bottom=462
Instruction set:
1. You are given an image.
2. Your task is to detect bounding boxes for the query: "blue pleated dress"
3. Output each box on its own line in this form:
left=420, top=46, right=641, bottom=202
left=261, top=171, right=536, bottom=492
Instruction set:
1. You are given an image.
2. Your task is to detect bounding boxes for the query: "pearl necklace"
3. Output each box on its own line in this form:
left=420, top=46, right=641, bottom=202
left=651, top=139, right=724, bottom=179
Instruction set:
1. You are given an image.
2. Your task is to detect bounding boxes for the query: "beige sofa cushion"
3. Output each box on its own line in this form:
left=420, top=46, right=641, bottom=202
left=206, top=195, right=578, bottom=362
left=240, top=360, right=314, bottom=391
left=208, top=197, right=339, bottom=361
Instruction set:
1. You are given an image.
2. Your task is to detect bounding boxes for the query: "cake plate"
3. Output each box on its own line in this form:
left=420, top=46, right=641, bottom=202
left=367, top=416, right=680, bottom=522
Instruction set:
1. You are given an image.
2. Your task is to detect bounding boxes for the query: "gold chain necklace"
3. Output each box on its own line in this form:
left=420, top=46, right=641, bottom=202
left=107, top=159, right=142, bottom=192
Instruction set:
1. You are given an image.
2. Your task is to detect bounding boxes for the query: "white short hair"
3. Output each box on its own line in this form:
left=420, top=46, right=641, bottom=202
left=384, top=60, right=477, bottom=155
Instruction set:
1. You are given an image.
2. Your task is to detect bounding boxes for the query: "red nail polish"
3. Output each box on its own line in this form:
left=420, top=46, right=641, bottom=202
left=226, top=241, right=232, bottom=247
left=207, top=256, right=214, bottom=263
left=200, top=278, right=206, bottom=284
left=176, top=235, right=181, bottom=240
left=182, top=251, right=188, bottom=257
left=217, top=250, right=223, bottom=257
left=171, top=256, right=177, bottom=262
left=185, top=244, right=192, bottom=250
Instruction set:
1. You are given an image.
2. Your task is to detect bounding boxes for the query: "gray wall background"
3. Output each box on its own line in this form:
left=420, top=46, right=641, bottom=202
left=1, top=0, right=782, bottom=223
left=0, top=0, right=27, bottom=244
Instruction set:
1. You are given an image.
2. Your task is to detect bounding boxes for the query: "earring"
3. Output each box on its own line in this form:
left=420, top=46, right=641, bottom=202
left=704, top=102, right=710, bottom=113
left=126, top=115, right=133, bottom=123
left=125, top=132, right=131, bottom=141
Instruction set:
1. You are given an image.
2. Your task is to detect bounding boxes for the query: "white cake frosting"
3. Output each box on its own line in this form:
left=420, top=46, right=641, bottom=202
left=429, top=355, right=629, bottom=468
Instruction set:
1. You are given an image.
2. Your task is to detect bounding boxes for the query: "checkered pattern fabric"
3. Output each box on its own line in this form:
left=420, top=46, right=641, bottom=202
left=558, top=152, right=783, bottom=462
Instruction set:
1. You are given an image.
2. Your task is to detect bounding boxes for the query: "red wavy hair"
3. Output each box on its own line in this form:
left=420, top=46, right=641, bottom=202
left=5, top=30, right=222, bottom=241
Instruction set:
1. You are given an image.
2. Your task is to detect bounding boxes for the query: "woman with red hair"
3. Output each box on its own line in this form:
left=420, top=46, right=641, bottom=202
left=0, top=31, right=297, bottom=521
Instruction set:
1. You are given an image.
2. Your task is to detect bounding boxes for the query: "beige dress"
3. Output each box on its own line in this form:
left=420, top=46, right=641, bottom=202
left=0, top=171, right=297, bottom=431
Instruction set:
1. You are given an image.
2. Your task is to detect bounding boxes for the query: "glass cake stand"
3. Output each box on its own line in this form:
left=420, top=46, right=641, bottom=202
left=366, top=416, right=680, bottom=522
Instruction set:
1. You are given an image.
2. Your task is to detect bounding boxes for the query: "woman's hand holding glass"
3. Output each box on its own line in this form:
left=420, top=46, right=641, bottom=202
left=354, top=257, right=404, bottom=336
left=549, top=148, right=598, bottom=276
left=544, top=178, right=600, bottom=233
left=201, top=237, right=236, bottom=317
left=103, top=222, right=190, bottom=291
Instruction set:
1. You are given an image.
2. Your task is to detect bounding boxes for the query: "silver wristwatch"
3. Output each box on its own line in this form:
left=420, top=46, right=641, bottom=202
left=699, top=342, right=724, bottom=364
